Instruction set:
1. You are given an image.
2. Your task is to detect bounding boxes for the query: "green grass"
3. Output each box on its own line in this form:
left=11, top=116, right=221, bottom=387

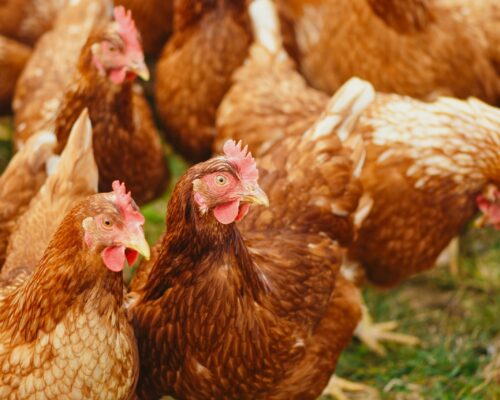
left=2, top=115, right=499, bottom=399
left=0, top=117, right=13, bottom=172
left=331, top=230, right=500, bottom=400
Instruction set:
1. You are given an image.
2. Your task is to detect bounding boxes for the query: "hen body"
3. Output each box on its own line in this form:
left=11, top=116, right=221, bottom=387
left=155, top=0, right=252, bottom=161
left=0, top=192, right=139, bottom=399
left=216, top=0, right=500, bottom=289
left=277, top=0, right=500, bottom=103
left=14, top=0, right=169, bottom=204
left=350, top=95, right=500, bottom=286
left=130, top=75, right=372, bottom=398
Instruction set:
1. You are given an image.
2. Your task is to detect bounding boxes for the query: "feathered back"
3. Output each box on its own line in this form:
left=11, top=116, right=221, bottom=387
left=2, top=109, right=98, bottom=279
left=240, top=77, right=374, bottom=247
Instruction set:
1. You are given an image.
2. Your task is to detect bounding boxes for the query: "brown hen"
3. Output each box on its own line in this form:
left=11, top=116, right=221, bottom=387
left=0, top=180, right=150, bottom=399
left=129, top=68, right=373, bottom=398
left=155, top=0, right=252, bottom=161
left=216, top=0, right=500, bottom=355
left=14, top=0, right=169, bottom=204
left=277, top=0, right=500, bottom=104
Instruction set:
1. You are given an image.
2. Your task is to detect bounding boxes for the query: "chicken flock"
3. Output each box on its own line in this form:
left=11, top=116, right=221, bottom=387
left=0, top=0, right=499, bottom=399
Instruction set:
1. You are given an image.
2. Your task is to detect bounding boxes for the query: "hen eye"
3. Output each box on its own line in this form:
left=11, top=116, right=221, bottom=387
left=215, top=175, right=228, bottom=186
left=103, top=218, right=113, bottom=228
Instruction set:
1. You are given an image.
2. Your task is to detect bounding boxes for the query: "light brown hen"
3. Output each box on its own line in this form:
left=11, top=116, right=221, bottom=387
left=1, top=109, right=98, bottom=280
left=0, top=180, right=150, bottom=399
left=216, top=0, right=500, bottom=356
left=0, top=130, right=56, bottom=268
left=277, top=0, right=500, bottom=104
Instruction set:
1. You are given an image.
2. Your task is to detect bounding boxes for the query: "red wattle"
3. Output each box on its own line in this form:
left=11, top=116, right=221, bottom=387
left=102, top=246, right=126, bottom=272
left=213, top=200, right=240, bottom=224
left=109, top=68, right=127, bottom=84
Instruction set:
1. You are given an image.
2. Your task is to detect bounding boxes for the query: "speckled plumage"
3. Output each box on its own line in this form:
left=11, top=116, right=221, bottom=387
left=13, top=0, right=110, bottom=144
left=277, top=0, right=500, bottom=103
left=155, top=0, right=252, bottom=161
left=350, top=95, right=500, bottom=286
left=0, top=195, right=138, bottom=399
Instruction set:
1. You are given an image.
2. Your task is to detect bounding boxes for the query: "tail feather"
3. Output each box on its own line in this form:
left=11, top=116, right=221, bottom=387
left=305, top=78, right=375, bottom=142
left=50, top=108, right=98, bottom=194
left=345, top=135, right=365, bottom=178
left=297, top=78, right=374, bottom=225
left=1, top=109, right=98, bottom=278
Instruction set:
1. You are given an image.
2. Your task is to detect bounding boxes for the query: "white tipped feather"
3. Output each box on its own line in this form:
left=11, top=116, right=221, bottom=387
left=305, top=78, right=375, bottom=141
left=29, top=131, right=56, bottom=152
left=22, top=130, right=57, bottom=172
left=354, top=195, right=373, bottom=229
left=45, top=155, right=60, bottom=176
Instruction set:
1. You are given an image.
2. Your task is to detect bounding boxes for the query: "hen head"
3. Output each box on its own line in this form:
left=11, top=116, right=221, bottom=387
left=82, top=180, right=150, bottom=272
left=90, top=6, right=149, bottom=84
left=476, top=184, right=500, bottom=230
left=192, top=140, right=269, bottom=225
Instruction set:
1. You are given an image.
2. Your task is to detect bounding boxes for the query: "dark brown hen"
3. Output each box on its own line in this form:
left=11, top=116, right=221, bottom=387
left=130, top=71, right=373, bottom=398
left=14, top=0, right=169, bottom=204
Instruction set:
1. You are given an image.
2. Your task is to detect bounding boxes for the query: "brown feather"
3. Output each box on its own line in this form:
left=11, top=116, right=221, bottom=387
left=155, top=0, right=252, bottom=161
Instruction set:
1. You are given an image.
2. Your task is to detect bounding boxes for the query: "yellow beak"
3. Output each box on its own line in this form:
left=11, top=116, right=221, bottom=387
left=242, top=186, right=269, bottom=207
left=124, top=232, right=151, bottom=260
left=131, top=60, right=150, bottom=81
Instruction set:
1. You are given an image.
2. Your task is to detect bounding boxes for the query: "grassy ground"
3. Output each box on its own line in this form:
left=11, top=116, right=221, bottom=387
left=1, top=117, right=499, bottom=399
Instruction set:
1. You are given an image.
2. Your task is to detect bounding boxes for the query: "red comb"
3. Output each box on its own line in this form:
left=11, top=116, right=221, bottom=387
left=223, top=140, right=259, bottom=182
left=113, top=6, right=142, bottom=53
left=112, top=180, right=145, bottom=224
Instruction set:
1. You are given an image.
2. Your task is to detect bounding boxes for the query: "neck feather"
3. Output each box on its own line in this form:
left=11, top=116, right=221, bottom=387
left=54, top=42, right=134, bottom=152
left=142, top=169, right=268, bottom=302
